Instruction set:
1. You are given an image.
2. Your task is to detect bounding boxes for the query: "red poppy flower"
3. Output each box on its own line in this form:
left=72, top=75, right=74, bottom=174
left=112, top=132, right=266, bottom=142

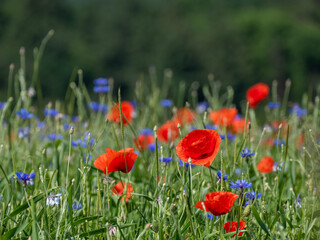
left=297, top=133, right=304, bottom=149
left=231, top=118, right=249, bottom=134
left=157, top=120, right=180, bottom=143
left=176, top=129, right=221, bottom=167
left=111, top=181, right=133, bottom=202
left=94, top=148, right=138, bottom=175
left=246, top=83, right=269, bottom=108
left=173, top=107, right=197, bottom=125
left=223, top=221, right=246, bottom=238
left=195, top=191, right=239, bottom=215
left=257, top=156, right=274, bottom=173
left=134, top=135, right=154, bottom=151
left=107, top=101, right=134, bottom=126
left=209, top=108, right=238, bottom=126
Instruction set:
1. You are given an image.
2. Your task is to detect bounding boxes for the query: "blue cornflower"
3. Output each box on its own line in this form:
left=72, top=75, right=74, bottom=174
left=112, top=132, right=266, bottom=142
left=159, top=157, right=173, bottom=163
left=87, top=102, right=107, bottom=113
left=16, top=172, right=35, bottom=185
left=0, top=102, right=6, bottom=110
left=46, top=193, right=62, bottom=206
left=72, top=133, right=95, bottom=148
left=131, top=100, right=137, bottom=108
left=17, top=109, right=33, bottom=119
left=72, top=203, right=82, bottom=210
left=37, top=121, right=46, bottom=129
left=83, top=154, right=92, bottom=163
left=205, top=124, right=217, bottom=130
left=230, top=180, right=252, bottom=190
left=196, top=101, right=210, bottom=113
left=72, top=116, right=79, bottom=122
left=44, top=109, right=59, bottom=117
left=289, top=104, right=307, bottom=118
left=18, top=127, right=30, bottom=139
left=220, top=133, right=235, bottom=141
left=295, top=194, right=302, bottom=208
left=148, top=143, right=156, bottom=151
left=63, top=123, right=70, bottom=131
left=217, top=170, right=228, bottom=181
left=93, top=86, right=109, bottom=93
left=240, top=148, right=255, bottom=158
left=140, top=128, right=153, bottom=136
left=207, top=214, right=217, bottom=221
left=235, top=168, right=243, bottom=176
left=47, top=133, right=63, bottom=141
left=94, top=78, right=108, bottom=86
left=160, top=99, right=172, bottom=108
left=246, top=191, right=262, bottom=200
left=274, top=139, right=285, bottom=147
left=0, top=196, right=2, bottom=200
left=178, top=159, right=194, bottom=168
left=268, top=102, right=280, bottom=109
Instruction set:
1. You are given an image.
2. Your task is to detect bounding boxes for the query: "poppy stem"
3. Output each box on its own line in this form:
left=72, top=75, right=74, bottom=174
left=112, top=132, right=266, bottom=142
left=154, top=126, right=159, bottom=185
left=208, top=167, right=215, bottom=189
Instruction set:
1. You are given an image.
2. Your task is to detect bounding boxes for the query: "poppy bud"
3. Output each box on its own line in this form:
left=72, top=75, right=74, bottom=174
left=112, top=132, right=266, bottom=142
left=243, top=204, right=251, bottom=217
left=69, top=126, right=74, bottom=135
left=171, top=204, right=177, bottom=213
left=151, top=221, right=159, bottom=233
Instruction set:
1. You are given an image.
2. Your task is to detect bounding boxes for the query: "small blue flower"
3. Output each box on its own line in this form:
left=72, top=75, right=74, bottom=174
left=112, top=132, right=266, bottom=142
left=131, top=100, right=137, bottom=108
left=44, top=109, right=59, bottom=117
left=246, top=191, right=262, bottom=200
left=47, top=193, right=61, bottom=206
left=220, top=133, right=235, bottom=141
left=47, top=133, right=63, bottom=141
left=148, top=143, right=160, bottom=152
left=37, top=121, right=46, bottom=129
left=235, top=168, right=243, bottom=176
left=274, top=139, right=285, bottom=147
left=289, top=104, right=307, bottom=118
left=240, top=148, right=255, bottom=158
left=72, top=203, right=82, bottom=210
left=18, top=127, right=30, bottom=139
left=160, top=99, right=172, bottom=108
left=87, top=102, right=107, bottom=113
left=196, top=101, right=210, bottom=113
left=272, top=162, right=282, bottom=171
left=63, top=123, right=70, bottom=131
left=0, top=102, right=6, bottom=110
left=72, top=116, right=79, bottom=122
left=178, top=159, right=194, bottom=167
left=268, top=102, right=280, bottom=109
left=16, top=172, right=35, bottom=185
left=140, top=128, right=153, bottom=136
left=205, top=124, right=217, bottom=130
left=295, top=194, right=302, bottom=208
left=94, top=78, right=108, bottom=86
left=230, top=180, right=252, bottom=190
left=159, top=157, right=173, bottom=163
left=94, top=86, right=109, bottom=93
left=83, top=153, right=92, bottom=163
left=17, top=109, right=33, bottom=119
left=217, top=170, right=228, bottom=181
left=207, top=214, right=217, bottom=221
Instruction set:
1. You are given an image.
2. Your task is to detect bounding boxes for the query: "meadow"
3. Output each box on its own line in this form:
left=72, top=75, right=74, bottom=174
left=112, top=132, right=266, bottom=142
left=0, top=39, right=320, bottom=240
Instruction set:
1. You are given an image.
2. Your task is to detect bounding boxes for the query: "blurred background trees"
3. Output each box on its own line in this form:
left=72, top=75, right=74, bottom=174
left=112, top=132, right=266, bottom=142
left=0, top=0, right=320, bottom=104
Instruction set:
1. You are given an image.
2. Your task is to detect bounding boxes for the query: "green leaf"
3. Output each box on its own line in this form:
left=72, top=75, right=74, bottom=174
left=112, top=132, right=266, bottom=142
left=3, top=193, right=45, bottom=224
left=251, top=205, right=270, bottom=237
left=312, top=210, right=320, bottom=219
left=2, top=221, right=32, bottom=240
left=78, top=228, right=107, bottom=238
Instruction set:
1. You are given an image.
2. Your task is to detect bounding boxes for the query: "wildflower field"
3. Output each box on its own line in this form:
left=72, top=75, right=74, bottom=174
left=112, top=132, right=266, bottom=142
left=0, top=38, right=320, bottom=240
